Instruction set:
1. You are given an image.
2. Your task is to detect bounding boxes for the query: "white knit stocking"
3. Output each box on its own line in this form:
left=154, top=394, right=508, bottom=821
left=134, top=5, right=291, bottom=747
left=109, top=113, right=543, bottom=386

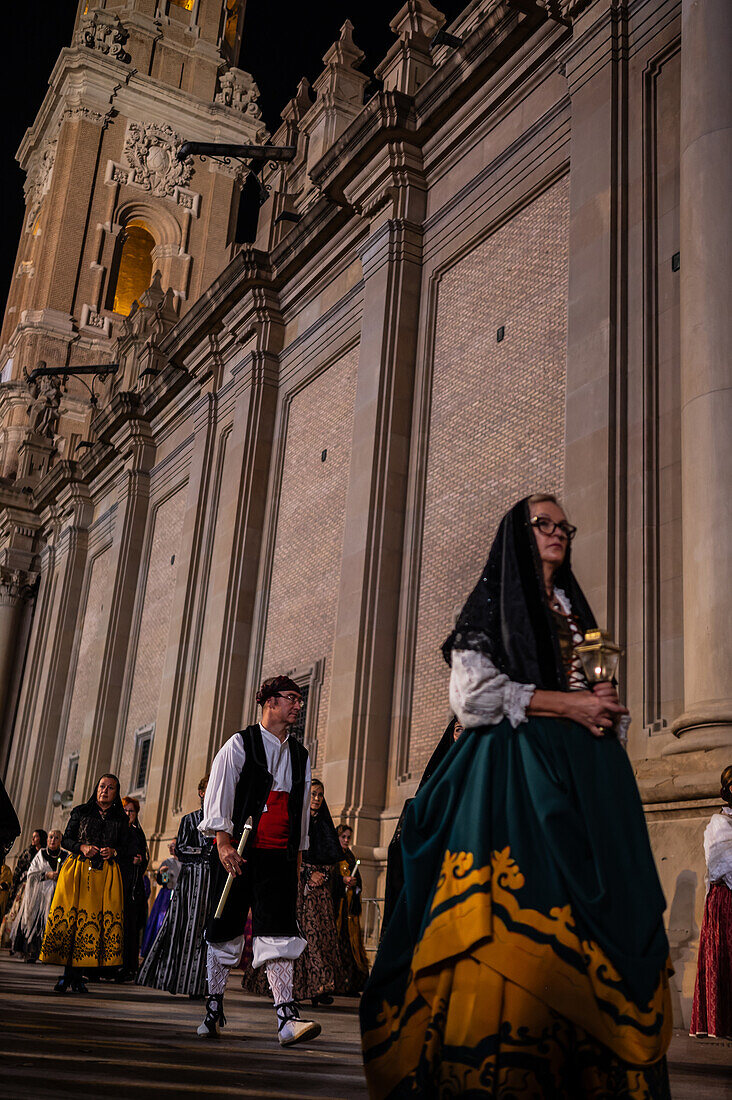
left=207, top=944, right=230, bottom=998
left=265, top=957, right=294, bottom=1006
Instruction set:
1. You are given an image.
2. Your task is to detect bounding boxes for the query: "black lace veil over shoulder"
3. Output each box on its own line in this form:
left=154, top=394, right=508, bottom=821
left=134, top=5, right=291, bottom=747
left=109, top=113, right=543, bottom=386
left=442, top=497, right=596, bottom=691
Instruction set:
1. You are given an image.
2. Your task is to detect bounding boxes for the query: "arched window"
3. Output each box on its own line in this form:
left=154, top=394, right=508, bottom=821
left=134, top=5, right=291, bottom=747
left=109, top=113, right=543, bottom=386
left=110, top=221, right=155, bottom=316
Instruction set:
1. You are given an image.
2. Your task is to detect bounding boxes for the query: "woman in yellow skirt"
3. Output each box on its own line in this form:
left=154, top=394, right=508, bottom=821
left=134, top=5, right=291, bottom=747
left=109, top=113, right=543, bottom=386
left=40, top=774, right=134, bottom=993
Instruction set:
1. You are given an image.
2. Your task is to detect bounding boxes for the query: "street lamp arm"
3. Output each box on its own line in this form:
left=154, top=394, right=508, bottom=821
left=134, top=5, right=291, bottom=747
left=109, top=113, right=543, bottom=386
left=177, top=142, right=297, bottom=163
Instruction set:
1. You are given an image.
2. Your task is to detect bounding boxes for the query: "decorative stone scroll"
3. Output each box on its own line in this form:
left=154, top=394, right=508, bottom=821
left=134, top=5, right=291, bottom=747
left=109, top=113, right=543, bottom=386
left=76, top=9, right=131, bottom=64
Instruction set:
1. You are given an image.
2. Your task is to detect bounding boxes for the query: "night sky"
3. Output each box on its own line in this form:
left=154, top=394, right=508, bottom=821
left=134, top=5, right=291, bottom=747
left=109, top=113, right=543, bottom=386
left=0, top=2, right=466, bottom=314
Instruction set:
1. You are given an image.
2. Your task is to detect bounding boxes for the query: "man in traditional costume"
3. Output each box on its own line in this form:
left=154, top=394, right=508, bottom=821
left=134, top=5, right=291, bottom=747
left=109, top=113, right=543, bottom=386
left=138, top=777, right=213, bottom=996
left=12, top=829, right=68, bottom=961
left=197, top=676, right=321, bottom=1047
left=360, top=495, right=673, bottom=1098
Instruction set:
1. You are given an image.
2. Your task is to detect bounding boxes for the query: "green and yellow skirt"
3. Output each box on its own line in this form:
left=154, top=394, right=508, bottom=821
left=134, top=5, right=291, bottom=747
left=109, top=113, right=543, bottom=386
left=360, top=717, right=672, bottom=1098
left=40, top=854, right=124, bottom=969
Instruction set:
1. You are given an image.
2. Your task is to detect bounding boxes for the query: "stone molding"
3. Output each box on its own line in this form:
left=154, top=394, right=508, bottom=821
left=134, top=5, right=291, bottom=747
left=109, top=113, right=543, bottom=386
left=75, top=9, right=131, bottom=65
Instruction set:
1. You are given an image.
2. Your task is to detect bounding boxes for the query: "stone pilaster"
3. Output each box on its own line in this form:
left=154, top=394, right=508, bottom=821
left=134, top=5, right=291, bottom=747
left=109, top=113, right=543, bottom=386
left=558, top=0, right=628, bottom=633
left=323, top=126, right=426, bottom=855
left=666, top=0, right=732, bottom=757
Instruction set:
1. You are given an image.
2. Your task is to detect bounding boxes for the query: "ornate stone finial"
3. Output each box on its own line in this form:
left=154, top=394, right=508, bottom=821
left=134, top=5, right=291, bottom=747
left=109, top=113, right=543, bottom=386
left=281, top=79, right=315, bottom=127
left=215, top=68, right=264, bottom=124
left=313, top=21, right=369, bottom=108
left=75, top=9, right=131, bottom=64
left=117, top=273, right=179, bottom=390
left=123, top=122, right=194, bottom=198
left=376, top=0, right=446, bottom=96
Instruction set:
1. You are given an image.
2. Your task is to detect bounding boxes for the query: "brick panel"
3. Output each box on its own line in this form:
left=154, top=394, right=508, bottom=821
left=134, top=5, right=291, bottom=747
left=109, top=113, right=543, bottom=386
left=53, top=544, right=113, bottom=824
left=119, top=486, right=187, bottom=792
left=407, top=178, right=570, bottom=774
left=260, top=347, right=359, bottom=773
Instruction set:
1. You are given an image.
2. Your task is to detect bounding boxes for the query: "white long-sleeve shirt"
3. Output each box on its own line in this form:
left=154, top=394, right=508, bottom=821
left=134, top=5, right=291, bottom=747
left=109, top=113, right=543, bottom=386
left=199, top=724, right=311, bottom=851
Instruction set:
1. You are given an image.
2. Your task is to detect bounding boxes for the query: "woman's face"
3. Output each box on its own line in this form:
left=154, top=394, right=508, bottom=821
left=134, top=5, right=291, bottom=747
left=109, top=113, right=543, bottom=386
left=31, top=831, right=42, bottom=849
left=310, top=785, right=324, bottom=813
left=124, top=803, right=138, bottom=825
left=530, top=500, right=570, bottom=574
left=339, top=829, right=352, bottom=851
left=97, top=777, right=118, bottom=809
left=48, top=832, right=62, bottom=852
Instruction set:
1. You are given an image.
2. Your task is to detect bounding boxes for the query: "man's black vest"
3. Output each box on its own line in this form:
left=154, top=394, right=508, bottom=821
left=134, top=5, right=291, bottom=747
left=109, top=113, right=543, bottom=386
left=231, top=724, right=308, bottom=862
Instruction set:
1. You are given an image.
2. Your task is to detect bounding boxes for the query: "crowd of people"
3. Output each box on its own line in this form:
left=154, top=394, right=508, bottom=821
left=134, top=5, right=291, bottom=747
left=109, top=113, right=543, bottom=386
left=0, top=492, right=729, bottom=1095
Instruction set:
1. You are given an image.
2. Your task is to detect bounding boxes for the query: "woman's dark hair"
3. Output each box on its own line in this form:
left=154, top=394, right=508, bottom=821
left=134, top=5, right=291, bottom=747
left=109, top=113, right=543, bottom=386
left=311, top=778, right=324, bottom=791
left=197, top=775, right=209, bottom=791
left=721, top=765, right=732, bottom=806
left=336, top=824, right=352, bottom=837
left=32, top=828, right=48, bottom=847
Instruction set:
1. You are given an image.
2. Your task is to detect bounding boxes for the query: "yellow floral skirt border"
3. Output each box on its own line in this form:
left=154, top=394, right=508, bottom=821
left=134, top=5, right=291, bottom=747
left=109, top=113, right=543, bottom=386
left=363, top=848, right=672, bottom=1099
left=40, top=854, right=123, bottom=969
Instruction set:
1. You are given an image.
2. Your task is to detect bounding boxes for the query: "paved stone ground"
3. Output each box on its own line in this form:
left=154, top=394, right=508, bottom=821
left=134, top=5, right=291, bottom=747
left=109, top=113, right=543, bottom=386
left=1, top=953, right=730, bottom=1098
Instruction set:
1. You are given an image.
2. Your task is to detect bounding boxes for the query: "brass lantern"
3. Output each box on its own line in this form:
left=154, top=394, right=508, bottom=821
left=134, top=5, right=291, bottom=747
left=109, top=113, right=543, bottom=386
left=574, top=629, right=624, bottom=685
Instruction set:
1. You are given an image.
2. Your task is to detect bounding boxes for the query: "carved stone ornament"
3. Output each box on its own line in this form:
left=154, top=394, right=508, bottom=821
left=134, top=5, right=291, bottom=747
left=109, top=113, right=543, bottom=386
left=215, top=68, right=264, bottom=120
left=0, top=566, right=39, bottom=606
left=24, top=139, right=57, bottom=229
left=23, top=363, right=63, bottom=440
left=123, top=122, right=193, bottom=198
left=76, top=9, right=131, bottom=64
left=538, top=0, right=599, bottom=21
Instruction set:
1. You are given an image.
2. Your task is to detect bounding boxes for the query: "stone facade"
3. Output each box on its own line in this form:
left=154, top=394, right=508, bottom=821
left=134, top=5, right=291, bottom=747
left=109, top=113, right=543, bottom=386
left=1, top=0, right=730, bottom=1032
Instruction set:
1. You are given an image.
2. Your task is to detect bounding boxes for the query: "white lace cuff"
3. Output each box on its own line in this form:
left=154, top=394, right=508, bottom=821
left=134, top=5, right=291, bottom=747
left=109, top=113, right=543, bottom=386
left=504, top=679, right=536, bottom=728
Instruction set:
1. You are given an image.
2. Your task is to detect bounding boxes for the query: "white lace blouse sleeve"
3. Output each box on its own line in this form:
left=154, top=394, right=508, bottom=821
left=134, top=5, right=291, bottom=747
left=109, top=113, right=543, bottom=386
left=449, top=649, right=535, bottom=730
left=704, top=812, right=732, bottom=889
left=199, top=734, right=246, bottom=837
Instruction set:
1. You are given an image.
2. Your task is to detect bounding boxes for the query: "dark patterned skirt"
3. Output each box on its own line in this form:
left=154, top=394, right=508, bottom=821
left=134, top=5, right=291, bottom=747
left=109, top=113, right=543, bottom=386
left=137, top=861, right=209, bottom=996
left=690, top=881, right=732, bottom=1038
left=293, top=865, right=343, bottom=1000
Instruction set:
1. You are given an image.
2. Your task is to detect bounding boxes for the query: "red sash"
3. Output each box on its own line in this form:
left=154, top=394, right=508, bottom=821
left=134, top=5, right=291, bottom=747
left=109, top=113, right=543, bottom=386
left=250, top=790, right=289, bottom=849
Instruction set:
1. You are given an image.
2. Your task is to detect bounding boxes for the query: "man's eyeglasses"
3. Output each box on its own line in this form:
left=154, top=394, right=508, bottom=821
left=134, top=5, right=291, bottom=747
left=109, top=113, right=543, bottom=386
left=530, top=516, right=578, bottom=541
left=274, top=692, right=304, bottom=706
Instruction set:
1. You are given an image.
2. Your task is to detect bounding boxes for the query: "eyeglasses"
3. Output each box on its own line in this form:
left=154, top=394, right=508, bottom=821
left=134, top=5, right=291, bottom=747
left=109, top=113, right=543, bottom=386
left=530, top=516, right=577, bottom=541
left=274, top=693, right=303, bottom=706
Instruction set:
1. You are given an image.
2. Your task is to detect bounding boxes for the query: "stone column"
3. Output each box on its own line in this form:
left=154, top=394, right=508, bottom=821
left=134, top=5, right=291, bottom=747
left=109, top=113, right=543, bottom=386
left=0, top=568, right=37, bottom=771
left=669, top=0, right=732, bottom=753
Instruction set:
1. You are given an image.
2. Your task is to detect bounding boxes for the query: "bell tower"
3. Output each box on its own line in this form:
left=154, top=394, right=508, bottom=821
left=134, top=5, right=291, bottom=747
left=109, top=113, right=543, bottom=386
left=0, top=0, right=265, bottom=477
